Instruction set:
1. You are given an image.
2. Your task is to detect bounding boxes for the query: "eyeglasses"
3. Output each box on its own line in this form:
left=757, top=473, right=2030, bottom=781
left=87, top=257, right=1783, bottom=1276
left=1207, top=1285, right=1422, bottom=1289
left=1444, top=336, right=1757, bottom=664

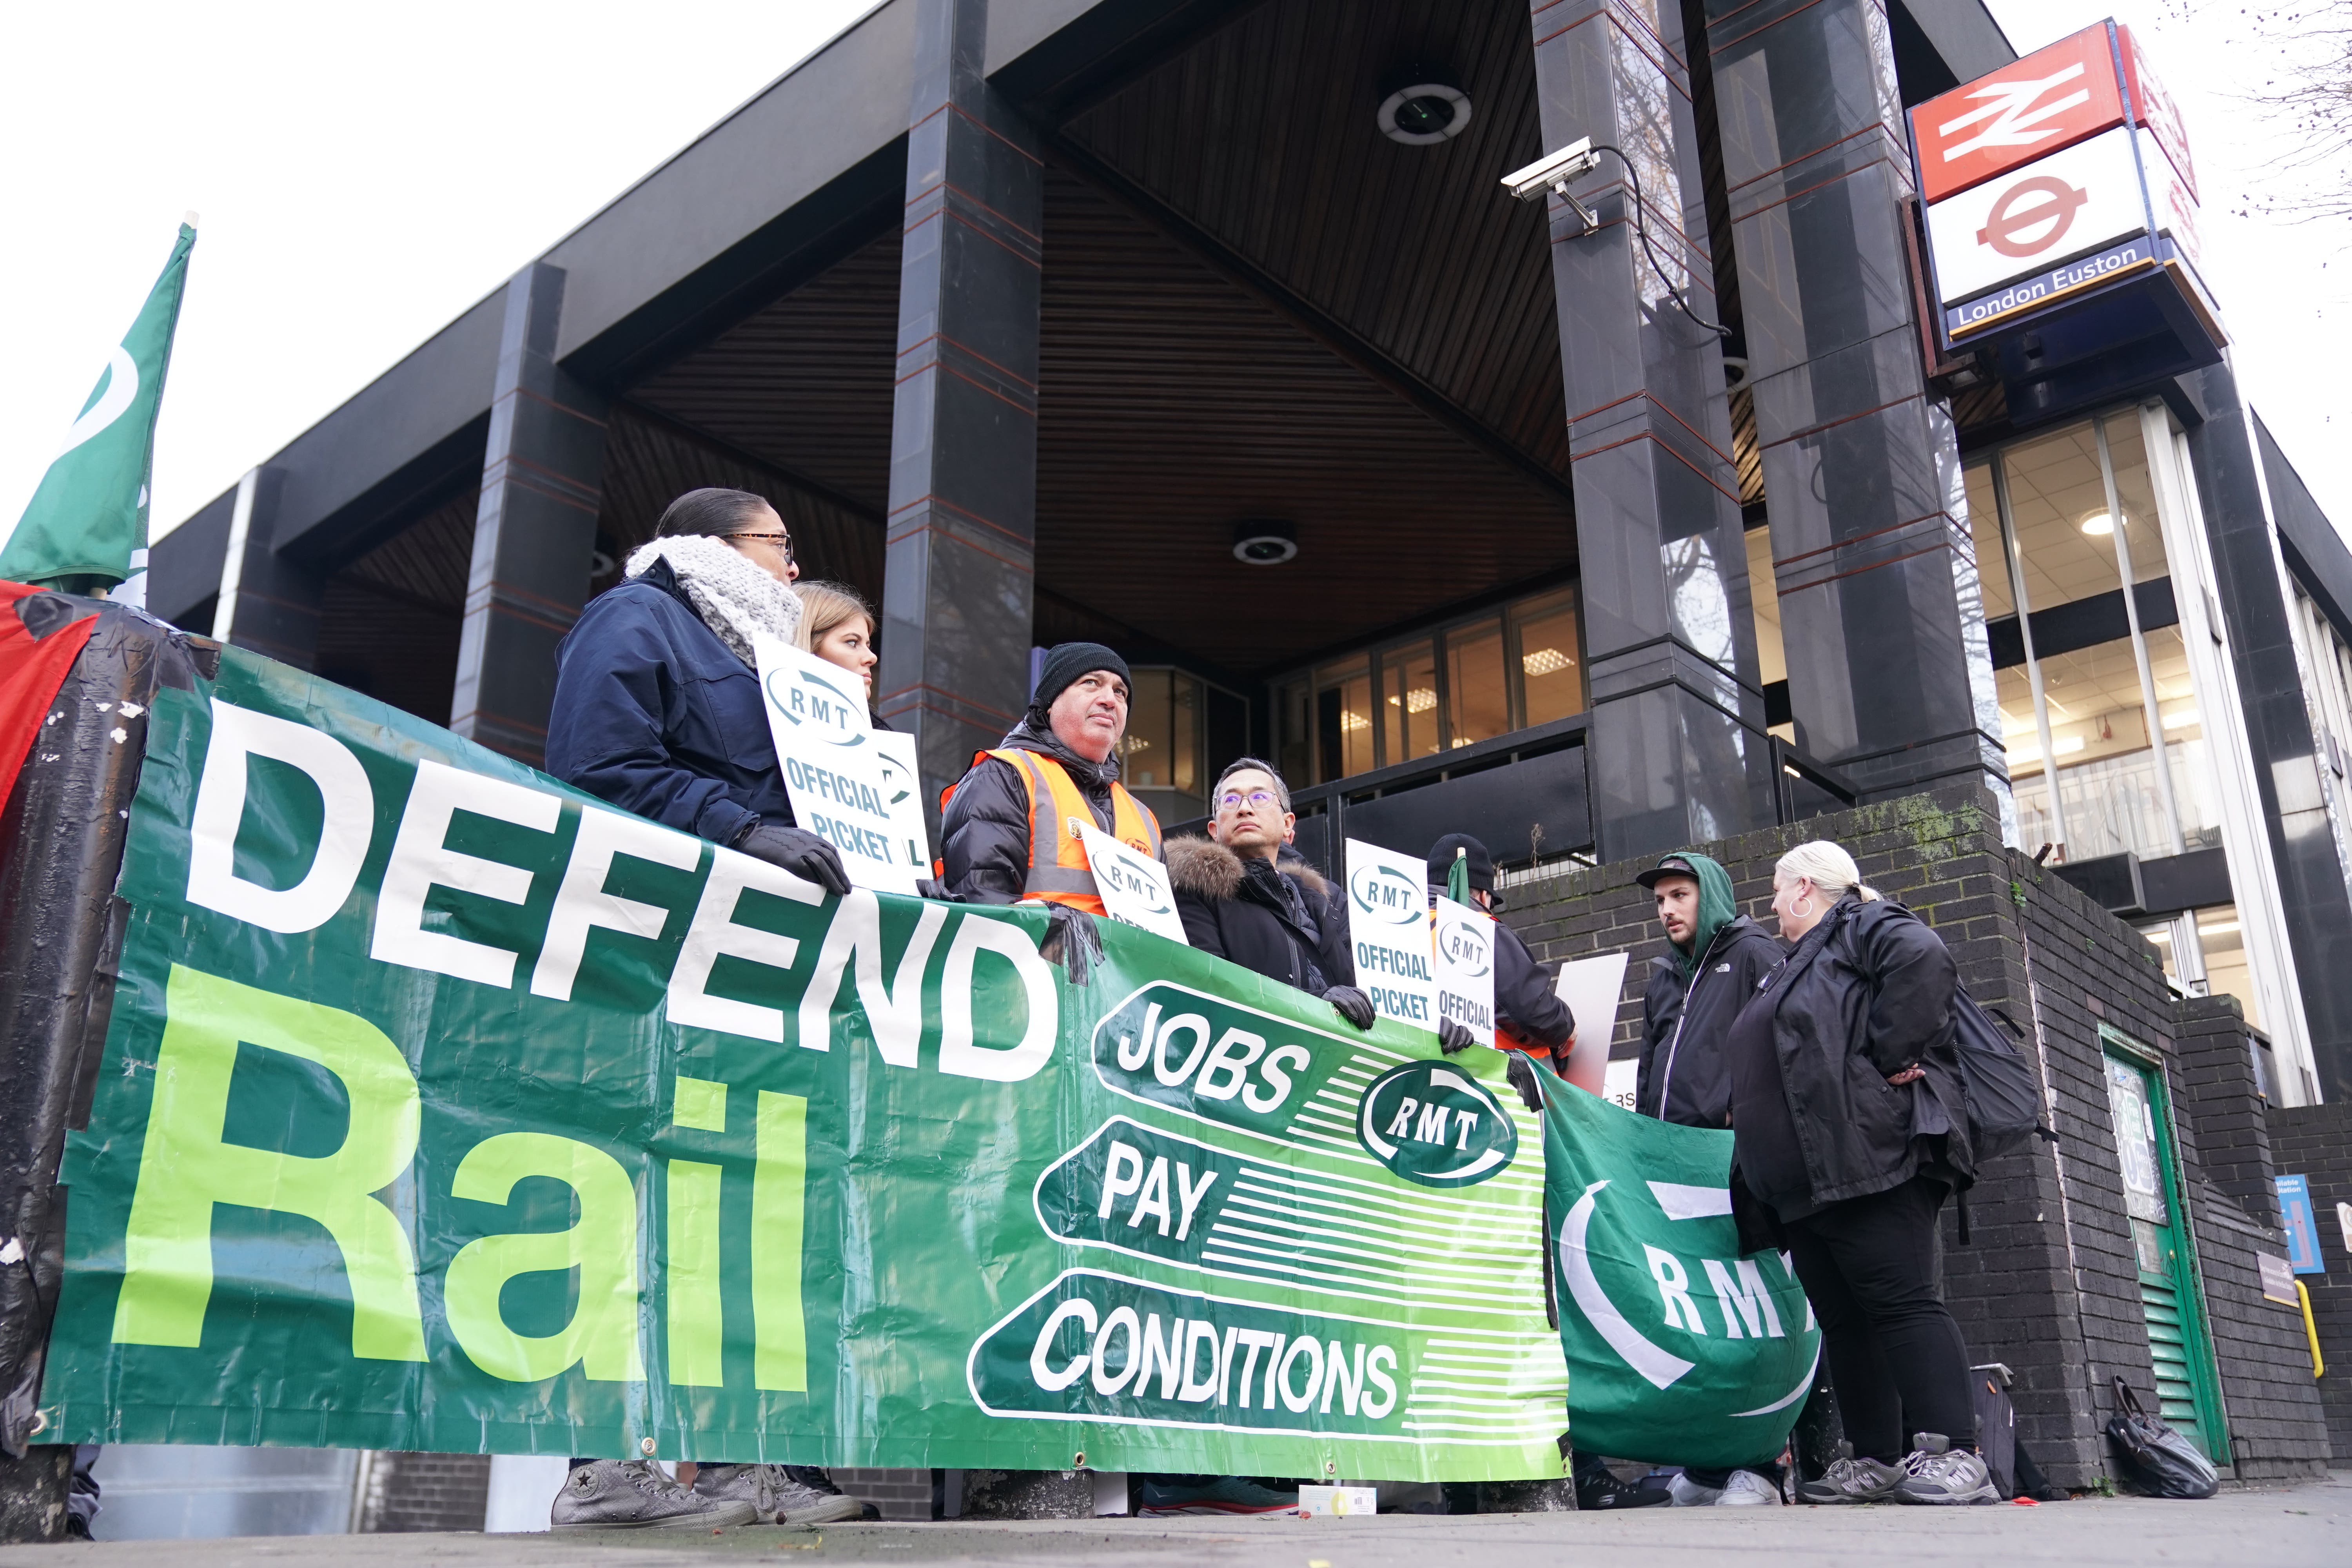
left=1217, top=789, right=1281, bottom=811
left=726, top=531, right=796, bottom=563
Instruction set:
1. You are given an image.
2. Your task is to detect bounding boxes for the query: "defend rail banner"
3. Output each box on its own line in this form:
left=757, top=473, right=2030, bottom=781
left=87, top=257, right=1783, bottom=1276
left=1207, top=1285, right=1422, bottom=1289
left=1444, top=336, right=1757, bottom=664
left=40, top=647, right=1567, bottom=1477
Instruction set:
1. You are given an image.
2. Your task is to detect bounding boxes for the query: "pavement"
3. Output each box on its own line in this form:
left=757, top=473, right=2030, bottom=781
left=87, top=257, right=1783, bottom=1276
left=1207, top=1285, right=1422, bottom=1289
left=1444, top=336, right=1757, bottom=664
left=6, top=1471, right=2345, bottom=1568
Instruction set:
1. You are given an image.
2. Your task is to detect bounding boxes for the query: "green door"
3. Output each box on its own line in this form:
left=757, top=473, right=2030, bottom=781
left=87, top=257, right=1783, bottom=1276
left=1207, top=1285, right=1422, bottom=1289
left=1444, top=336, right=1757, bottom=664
left=2100, top=1032, right=2230, bottom=1463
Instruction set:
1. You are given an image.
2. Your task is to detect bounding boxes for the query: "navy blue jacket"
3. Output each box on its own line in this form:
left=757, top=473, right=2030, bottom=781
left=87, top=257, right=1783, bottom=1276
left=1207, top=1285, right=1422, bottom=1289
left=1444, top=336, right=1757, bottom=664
left=545, top=557, right=795, bottom=845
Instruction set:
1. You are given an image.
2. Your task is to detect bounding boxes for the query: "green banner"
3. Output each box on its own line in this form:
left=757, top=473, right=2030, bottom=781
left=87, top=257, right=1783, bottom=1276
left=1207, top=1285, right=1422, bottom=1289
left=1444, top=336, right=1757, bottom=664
left=1537, top=1062, right=1820, bottom=1469
left=41, top=648, right=1566, bottom=1478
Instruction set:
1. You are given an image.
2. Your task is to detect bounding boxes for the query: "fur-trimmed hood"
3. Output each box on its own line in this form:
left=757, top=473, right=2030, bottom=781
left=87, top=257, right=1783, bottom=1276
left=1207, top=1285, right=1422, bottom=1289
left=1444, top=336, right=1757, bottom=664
left=1165, top=835, right=1331, bottom=902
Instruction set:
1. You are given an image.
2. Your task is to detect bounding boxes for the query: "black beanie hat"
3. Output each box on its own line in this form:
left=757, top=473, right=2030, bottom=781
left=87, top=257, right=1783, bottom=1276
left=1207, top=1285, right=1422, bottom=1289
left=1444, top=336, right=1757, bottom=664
left=1426, top=833, right=1496, bottom=892
left=1028, top=642, right=1131, bottom=725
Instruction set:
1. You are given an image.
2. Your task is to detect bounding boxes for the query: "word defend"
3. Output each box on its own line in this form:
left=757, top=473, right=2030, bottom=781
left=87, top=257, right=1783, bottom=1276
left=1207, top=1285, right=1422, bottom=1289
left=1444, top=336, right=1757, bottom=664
left=1078, top=822, right=1189, bottom=944
left=1343, top=838, right=1436, bottom=1032
left=753, top=635, right=916, bottom=895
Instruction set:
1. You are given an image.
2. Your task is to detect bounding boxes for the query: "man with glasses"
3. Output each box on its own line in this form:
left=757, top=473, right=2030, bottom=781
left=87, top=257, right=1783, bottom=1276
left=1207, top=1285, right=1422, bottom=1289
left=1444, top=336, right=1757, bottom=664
left=1164, top=758, right=1376, bottom=1032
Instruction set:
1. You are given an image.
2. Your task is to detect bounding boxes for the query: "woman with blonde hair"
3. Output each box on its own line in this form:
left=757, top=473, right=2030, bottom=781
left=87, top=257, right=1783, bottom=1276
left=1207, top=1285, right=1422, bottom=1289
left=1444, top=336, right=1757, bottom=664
left=1724, top=840, right=1995, bottom=1506
left=793, top=579, right=878, bottom=708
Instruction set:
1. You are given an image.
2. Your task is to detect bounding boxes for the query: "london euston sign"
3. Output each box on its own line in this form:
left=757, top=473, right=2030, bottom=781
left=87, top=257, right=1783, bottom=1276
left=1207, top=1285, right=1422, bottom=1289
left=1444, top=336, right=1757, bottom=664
left=1910, top=20, right=2222, bottom=350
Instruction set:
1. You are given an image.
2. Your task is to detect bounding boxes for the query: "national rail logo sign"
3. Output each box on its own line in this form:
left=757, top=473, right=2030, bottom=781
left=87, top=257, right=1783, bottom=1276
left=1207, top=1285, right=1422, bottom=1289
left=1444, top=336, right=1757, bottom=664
left=1925, top=126, right=2148, bottom=307
left=1355, top=1060, right=1517, bottom=1189
left=1911, top=24, right=2124, bottom=203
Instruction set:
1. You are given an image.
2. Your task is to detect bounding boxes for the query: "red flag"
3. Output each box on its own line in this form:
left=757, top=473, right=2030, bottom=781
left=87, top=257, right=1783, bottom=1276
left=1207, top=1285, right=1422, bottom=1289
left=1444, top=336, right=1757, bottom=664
left=0, top=581, right=102, bottom=811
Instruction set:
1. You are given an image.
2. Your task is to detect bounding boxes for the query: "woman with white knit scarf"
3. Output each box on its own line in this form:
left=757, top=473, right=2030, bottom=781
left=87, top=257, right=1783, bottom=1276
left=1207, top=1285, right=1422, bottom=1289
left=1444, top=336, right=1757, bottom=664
left=543, top=489, right=870, bottom=1530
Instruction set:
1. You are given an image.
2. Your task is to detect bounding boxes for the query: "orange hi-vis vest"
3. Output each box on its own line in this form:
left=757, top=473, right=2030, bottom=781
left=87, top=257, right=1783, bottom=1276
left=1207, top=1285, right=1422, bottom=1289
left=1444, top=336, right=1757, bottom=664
left=940, top=748, right=1163, bottom=915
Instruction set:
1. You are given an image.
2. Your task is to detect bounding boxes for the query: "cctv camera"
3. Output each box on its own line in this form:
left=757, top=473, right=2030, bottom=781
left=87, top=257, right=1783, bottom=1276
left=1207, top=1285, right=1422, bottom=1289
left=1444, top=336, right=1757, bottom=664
left=1501, top=137, right=1601, bottom=232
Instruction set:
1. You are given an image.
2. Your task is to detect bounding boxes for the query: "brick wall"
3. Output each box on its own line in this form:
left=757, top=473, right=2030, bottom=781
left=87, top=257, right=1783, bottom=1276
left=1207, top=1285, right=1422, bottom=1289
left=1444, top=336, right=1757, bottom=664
left=829, top=1467, right=934, bottom=1521
left=2267, top=1101, right=2352, bottom=1460
left=358, top=1451, right=490, bottom=1533
left=1500, top=784, right=2331, bottom=1485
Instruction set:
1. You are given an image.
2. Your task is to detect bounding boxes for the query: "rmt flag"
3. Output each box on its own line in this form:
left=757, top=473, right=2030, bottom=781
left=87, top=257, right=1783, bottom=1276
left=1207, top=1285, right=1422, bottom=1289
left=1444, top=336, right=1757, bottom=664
left=1532, top=1057, right=1819, bottom=1468
left=0, top=218, right=197, bottom=604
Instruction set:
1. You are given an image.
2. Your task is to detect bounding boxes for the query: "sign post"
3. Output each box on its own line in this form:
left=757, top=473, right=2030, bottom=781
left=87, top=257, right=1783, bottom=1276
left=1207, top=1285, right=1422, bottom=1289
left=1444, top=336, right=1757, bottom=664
left=753, top=636, right=917, bottom=894
left=1343, top=839, right=1436, bottom=1033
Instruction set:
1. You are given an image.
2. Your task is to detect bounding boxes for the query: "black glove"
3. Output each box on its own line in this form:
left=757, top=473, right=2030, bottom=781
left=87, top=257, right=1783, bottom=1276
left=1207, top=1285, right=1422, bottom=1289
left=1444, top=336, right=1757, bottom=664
left=1438, top=1017, right=1477, bottom=1055
left=1323, top=984, right=1376, bottom=1031
left=732, top=822, right=850, bottom=897
left=1506, top=1050, right=1546, bottom=1114
left=1038, top=902, right=1103, bottom=986
left=915, top=878, right=953, bottom=901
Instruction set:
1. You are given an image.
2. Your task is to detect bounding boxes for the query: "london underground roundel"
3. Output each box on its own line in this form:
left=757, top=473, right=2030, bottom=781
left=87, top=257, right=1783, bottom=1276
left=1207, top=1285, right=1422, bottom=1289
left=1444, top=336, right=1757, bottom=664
left=1355, top=1060, right=1517, bottom=1188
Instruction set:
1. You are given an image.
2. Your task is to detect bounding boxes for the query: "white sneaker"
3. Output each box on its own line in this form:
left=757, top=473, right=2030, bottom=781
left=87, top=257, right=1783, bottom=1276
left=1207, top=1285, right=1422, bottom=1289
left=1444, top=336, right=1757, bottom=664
left=1715, top=1470, right=1782, bottom=1506
left=1666, top=1472, right=1722, bottom=1506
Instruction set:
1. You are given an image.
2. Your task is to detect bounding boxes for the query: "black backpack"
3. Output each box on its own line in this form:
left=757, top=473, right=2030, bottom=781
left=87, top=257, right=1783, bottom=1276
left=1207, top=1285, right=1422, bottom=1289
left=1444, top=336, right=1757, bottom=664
left=1950, top=987, right=2054, bottom=1165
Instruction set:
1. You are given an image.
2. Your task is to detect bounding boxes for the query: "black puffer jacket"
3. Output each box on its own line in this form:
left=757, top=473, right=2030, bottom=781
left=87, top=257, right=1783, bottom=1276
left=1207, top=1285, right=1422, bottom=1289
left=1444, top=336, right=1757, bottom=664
left=1635, top=916, right=1785, bottom=1127
left=1740, top=895, right=1972, bottom=1208
left=1167, top=837, right=1354, bottom=996
left=939, top=719, right=1147, bottom=904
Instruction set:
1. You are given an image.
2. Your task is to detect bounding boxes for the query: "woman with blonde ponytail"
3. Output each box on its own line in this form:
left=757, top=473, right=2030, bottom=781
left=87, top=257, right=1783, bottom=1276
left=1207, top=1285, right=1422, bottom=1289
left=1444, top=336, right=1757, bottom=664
left=1723, top=840, right=1996, bottom=1506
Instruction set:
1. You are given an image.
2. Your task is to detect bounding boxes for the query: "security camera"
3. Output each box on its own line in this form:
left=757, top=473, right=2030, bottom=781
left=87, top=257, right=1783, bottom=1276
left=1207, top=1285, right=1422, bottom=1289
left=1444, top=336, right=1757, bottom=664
left=1501, top=137, right=1601, bottom=232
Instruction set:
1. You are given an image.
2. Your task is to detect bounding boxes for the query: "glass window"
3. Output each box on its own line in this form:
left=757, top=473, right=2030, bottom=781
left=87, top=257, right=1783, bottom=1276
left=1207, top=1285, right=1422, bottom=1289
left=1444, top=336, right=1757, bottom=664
left=2193, top=905, right=2258, bottom=1028
left=1446, top=618, right=1510, bottom=748
left=1123, top=669, right=1172, bottom=789
left=1515, top=589, right=1584, bottom=726
left=1315, top=656, right=1374, bottom=782
left=2099, top=414, right=2169, bottom=584
left=1746, top=525, right=1787, bottom=684
left=2143, top=626, right=2221, bottom=850
left=2011, top=639, right=2169, bottom=860
left=1966, top=461, right=2014, bottom=619
left=1380, top=639, right=1440, bottom=763
left=1277, top=677, right=1311, bottom=786
left=2002, top=422, right=2125, bottom=611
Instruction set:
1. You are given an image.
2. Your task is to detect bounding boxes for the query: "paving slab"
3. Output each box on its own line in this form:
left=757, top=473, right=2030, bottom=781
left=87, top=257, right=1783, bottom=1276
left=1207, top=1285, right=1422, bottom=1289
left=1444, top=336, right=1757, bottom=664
left=7, top=1472, right=2344, bottom=1568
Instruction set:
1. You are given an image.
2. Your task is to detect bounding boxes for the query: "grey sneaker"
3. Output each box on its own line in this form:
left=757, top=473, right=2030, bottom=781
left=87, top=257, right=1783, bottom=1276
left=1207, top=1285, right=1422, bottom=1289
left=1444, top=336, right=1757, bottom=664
left=550, top=1460, right=759, bottom=1531
left=1797, top=1443, right=1905, bottom=1504
left=1894, top=1433, right=2000, bottom=1505
left=695, top=1463, right=867, bottom=1525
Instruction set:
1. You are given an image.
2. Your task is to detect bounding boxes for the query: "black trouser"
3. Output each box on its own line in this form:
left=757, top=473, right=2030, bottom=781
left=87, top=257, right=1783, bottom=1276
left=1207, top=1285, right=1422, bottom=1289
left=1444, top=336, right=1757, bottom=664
left=1782, top=1174, right=1975, bottom=1465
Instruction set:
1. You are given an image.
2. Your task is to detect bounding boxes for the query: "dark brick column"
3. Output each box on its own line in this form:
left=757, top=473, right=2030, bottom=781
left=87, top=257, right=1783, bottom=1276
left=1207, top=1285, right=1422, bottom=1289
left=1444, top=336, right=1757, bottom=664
left=876, top=0, right=1043, bottom=809
left=212, top=466, right=326, bottom=669
left=1528, top=0, right=1770, bottom=860
left=450, top=261, right=610, bottom=766
left=1704, top=0, right=2008, bottom=808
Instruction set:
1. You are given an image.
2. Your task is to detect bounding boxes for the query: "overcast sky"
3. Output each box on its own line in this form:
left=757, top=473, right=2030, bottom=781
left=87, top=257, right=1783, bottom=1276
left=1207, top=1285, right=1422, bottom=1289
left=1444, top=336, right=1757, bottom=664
left=2, top=2, right=2344, bottom=555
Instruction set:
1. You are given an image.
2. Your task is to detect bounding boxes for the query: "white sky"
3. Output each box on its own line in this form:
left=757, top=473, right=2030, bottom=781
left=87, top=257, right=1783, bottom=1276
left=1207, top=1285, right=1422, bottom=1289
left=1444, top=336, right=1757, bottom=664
left=2, top=2, right=2345, bottom=554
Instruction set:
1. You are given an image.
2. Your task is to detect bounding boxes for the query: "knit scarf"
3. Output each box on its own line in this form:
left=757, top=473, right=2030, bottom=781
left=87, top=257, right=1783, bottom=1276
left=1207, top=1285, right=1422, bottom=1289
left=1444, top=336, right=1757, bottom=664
left=623, top=535, right=801, bottom=667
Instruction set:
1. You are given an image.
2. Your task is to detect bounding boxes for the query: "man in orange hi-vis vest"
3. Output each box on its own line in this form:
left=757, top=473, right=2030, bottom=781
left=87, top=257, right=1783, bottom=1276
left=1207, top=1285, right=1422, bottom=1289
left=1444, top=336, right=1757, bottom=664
left=938, top=642, right=1163, bottom=981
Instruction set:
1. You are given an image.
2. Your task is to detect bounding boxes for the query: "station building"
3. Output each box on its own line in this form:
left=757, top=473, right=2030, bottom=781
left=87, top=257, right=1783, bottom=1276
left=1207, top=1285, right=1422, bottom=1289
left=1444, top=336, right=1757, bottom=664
left=127, top=0, right=2352, bottom=1514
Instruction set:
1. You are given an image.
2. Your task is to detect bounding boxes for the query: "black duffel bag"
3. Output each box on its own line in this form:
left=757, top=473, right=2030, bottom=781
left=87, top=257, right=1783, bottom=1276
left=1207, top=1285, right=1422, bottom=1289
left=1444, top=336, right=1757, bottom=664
left=2104, top=1376, right=2219, bottom=1499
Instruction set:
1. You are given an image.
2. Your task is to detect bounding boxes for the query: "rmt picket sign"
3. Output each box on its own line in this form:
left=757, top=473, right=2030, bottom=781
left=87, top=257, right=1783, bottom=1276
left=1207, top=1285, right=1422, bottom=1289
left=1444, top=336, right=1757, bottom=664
left=1432, top=895, right=1494, bottom=1048
left=1344, top=838, right=1436, bottom=1031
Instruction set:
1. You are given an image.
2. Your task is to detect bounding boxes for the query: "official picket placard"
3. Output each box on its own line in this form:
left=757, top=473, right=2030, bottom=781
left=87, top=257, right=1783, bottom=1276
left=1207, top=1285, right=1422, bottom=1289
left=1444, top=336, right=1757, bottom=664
left=754, top=635, right=916, bottom=894
left=1076, top=821, right=1187, bottom=944
left=1431, top=895, right=1494, bottom=1049
left=38, top=645, right=1600, bottom=1477
left=870, top=729, right=934, bottom=882
left=1343, top=838, right=1437, bottom=1033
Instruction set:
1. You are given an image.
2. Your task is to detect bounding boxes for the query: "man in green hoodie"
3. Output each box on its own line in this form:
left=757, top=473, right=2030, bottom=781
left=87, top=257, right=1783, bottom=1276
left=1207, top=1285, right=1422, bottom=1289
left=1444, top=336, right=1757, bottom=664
left=1631, top=851, right=1790, bottom=1506
left=1635, top=852, right=1785, bottom=1129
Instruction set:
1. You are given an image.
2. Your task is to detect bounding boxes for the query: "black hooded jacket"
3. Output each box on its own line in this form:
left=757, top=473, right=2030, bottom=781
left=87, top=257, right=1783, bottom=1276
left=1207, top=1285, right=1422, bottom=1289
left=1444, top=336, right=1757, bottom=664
left=1635, top=916, right=1785, bottom=1127
left=1731, top=895, right=1973, bottom=1212
left=1166, top=837, right=1354, bottom=996
left=939, top=719, right=1143, bottom=904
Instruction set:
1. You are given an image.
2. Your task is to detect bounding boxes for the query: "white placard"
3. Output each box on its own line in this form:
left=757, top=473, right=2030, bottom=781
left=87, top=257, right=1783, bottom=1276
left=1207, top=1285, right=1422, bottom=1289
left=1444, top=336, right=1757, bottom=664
left=1076, top=820, right=1188, bottom=944
left=752, top=634, right=917, bottom=895
left=870, top=729, right=935, bottom=882
left=1343, top=838, right=1437, bottom=1033
left=1432, top=894, right=1495, bottom=1049
left=1926, top=125, right=2147, bottom=304
left=1553, top=951, right=1631, bottom=1097
left=1601, top=1056, right=1639, bottom=1112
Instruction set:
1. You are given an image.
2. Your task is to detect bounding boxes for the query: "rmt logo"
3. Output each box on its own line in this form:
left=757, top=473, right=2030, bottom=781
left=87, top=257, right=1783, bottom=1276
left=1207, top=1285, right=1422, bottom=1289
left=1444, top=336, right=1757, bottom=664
left=1355, top=1060, right=1517, bottom=1189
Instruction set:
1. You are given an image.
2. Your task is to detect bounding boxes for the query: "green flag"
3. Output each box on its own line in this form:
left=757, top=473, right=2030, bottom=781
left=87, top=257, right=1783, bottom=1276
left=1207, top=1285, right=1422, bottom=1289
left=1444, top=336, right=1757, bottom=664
left=1446, top=845, right=1470, bottom=906
left=0, top=218, right=197, bottom=599
left=1535, top=1059, right=1820, bottom=1468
